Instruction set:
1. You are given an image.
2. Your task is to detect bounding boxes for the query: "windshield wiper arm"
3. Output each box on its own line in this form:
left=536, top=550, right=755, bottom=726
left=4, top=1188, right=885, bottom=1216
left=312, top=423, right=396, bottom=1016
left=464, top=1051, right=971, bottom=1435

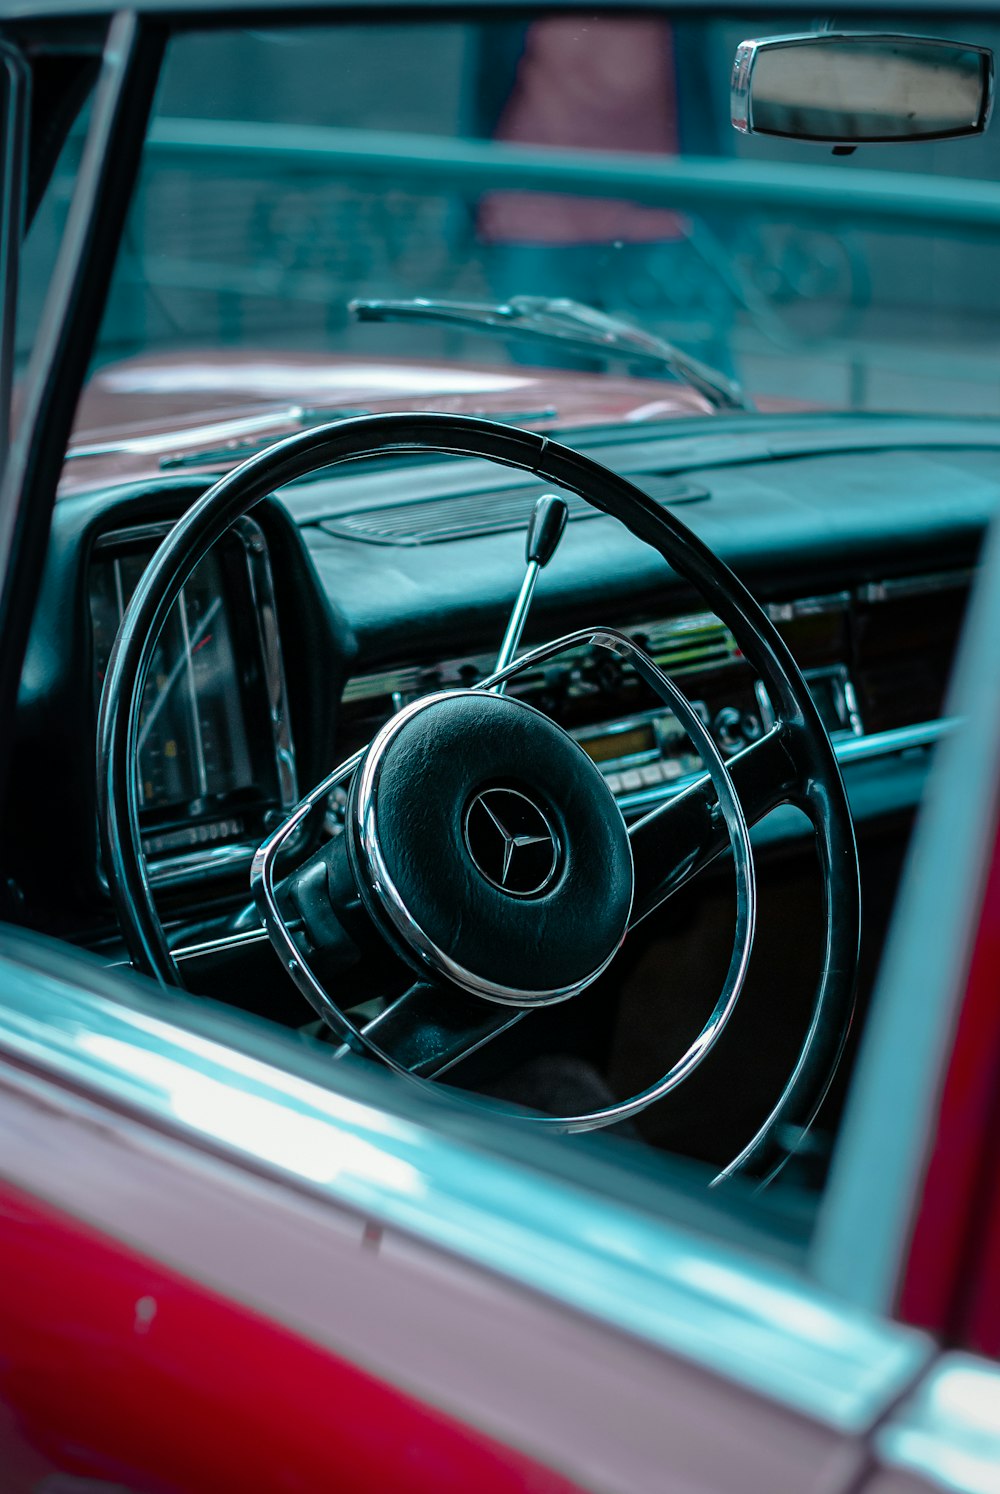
left=349, top=295, right=751, bottom=413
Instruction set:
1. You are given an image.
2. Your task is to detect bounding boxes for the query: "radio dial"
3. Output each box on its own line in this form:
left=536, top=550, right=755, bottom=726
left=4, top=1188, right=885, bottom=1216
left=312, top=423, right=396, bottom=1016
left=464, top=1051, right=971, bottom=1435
left=713, top=706, right=763, bottom=754
left=714, top=706, right=745, bottom=753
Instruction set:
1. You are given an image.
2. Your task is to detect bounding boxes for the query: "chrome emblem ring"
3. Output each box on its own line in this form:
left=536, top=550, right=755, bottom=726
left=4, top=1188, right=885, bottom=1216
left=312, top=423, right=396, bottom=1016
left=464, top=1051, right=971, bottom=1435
left=463, top=786, right=560, bottom=898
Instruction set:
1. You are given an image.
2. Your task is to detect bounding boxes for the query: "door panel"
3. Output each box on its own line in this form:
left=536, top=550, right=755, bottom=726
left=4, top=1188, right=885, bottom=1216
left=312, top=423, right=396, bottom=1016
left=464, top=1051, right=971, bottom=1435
left=0, top=930, right=932, bottom=1492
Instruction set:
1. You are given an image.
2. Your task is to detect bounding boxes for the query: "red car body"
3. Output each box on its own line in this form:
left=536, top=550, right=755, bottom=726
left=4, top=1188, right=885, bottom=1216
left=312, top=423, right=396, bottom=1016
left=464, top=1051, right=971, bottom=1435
left=60, top=349, right=716, bottom=494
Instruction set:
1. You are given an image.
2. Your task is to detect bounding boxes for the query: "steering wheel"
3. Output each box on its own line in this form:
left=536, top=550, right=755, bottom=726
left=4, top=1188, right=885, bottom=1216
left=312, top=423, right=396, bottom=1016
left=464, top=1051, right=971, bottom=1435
left=98, top=413, right=860, bottom=1186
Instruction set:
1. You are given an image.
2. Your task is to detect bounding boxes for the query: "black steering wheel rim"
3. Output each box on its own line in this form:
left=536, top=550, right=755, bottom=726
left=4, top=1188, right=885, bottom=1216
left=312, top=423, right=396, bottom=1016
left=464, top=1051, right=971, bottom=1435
left=97, top=411, right=860, bottom=1184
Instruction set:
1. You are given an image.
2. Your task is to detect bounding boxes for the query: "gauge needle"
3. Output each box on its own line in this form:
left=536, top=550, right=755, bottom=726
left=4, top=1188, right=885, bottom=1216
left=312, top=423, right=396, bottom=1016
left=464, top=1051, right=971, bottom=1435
left=137, top=595, right=223, bottom=753
left=176, top=586, right=209, bottom=796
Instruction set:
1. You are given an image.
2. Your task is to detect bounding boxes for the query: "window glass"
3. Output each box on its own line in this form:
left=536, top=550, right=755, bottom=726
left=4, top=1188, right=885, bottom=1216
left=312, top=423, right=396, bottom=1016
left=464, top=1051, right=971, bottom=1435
left=70, top=13, right=1000, bottom=415
left=14, top=98, right=90, bottom=384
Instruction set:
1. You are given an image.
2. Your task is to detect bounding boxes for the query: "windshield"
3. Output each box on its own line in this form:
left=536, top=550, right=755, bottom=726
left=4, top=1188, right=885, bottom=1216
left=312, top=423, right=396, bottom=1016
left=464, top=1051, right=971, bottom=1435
left=25, top=11, right=1000, bottom=425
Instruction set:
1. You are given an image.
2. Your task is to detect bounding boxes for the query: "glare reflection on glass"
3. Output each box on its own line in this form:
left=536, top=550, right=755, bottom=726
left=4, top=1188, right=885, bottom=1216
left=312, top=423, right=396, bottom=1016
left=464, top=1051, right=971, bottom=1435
left=879, top=1359, right=1000, bottom=1494
left=673, top=1256, right=860, bottom=1351
left=80, top=1034, right=424, bottom=1195
left=110, top=1007, right=420, bottom=1142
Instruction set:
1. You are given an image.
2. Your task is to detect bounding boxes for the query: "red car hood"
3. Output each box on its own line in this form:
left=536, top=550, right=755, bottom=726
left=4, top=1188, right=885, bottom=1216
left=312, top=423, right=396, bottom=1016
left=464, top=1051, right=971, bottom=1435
left=61, top=349, right=719, bottom=495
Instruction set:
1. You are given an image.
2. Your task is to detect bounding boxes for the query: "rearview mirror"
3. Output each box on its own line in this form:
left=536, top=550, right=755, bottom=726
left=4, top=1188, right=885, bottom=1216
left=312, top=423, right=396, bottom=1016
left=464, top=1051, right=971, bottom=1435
left=731, top=33, right=994, bottom=144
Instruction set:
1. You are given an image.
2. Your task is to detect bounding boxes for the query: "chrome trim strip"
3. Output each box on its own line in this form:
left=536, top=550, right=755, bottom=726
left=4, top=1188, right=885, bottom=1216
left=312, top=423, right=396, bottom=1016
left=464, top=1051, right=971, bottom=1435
left=341, top=609, right=739, bottom=708
left=104, top=923, right=272, bottom=969
left=144, top=718, right=953, bottom=969
left=71, top=407, right=312, bottom=460
left=173, top=926, right=271, bottom=962
left=766, top=591, right=851, bottom=622
left=341, top=569, right=972, bottom=713
left=858, top=569, right=975, bottom=604
left=0, top=942, right=932, bottom=1433
left=833, top=717, right=958, bottom=765
left=876, top=1354, right=1000, bottom=1494
left=145, top=838, right=257, bottom=888
left=614, top=718, right=958, bottom=816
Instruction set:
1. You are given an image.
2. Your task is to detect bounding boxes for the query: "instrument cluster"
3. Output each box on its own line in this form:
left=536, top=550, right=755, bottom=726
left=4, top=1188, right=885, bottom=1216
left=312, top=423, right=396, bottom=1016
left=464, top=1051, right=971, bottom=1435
left=89, top=518, right=298, bottom=884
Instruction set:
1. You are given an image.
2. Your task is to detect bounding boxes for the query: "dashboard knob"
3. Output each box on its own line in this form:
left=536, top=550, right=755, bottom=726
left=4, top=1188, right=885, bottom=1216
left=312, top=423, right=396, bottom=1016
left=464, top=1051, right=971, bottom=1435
left=714, top=706, right=745, bottom=752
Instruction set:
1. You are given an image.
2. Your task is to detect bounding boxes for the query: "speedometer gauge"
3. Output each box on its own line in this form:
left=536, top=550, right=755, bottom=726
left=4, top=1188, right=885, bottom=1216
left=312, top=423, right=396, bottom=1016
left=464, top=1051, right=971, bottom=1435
left=89, top=522, right=293, bottom=875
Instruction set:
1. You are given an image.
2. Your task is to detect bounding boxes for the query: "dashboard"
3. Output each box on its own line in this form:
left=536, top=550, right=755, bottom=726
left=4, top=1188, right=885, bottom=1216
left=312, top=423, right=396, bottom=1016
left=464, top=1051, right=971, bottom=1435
left=6, top=414, right=998, bottom=972
left=333, top=571, right=968, bottom=834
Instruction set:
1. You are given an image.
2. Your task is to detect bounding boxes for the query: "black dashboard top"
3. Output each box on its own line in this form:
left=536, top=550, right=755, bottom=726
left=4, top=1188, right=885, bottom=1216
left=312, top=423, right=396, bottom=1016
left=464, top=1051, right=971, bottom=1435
left=288, top=427, right=1000, bottom=665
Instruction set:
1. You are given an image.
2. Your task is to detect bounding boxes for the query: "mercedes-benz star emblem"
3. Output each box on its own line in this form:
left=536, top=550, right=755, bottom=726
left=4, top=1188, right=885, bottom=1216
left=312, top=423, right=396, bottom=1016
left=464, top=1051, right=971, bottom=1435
left=463, top=787, right=560, bottom=898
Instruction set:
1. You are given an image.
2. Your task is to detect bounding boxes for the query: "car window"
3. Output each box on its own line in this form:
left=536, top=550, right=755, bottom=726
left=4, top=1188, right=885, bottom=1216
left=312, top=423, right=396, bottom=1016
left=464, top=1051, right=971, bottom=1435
left=46, top=12, right=1000, bottom=418
left=13, top=96, right=90, bottom=400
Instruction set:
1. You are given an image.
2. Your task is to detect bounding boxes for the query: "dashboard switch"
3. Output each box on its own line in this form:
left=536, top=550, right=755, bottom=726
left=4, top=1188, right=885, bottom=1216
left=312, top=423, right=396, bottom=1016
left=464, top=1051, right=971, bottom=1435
left=714, top=706, right=745, bottom=752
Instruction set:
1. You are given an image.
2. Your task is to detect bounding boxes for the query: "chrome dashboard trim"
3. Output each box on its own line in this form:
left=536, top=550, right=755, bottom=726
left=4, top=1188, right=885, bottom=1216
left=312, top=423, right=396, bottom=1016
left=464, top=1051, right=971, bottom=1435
left=341, top=608, right=741, bottom=707
left=144, top=839, right=259, bottom=890
left=106, top=923, right=273, bottom=969
left=765, top=591, right=851, bottom=622
left=161, top=725, right=956, bottom=970
left=832, top=717, right=958, bottom=765
left=0, top=935, right=932, bottom=1435
left=858, top=568, right=976, bottom=604
left=612, top=717, right=957, bottom=817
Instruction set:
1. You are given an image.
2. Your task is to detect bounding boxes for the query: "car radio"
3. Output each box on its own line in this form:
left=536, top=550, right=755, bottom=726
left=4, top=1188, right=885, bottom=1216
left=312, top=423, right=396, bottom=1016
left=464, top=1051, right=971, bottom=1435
left=335, top=601, right=865, bottom=826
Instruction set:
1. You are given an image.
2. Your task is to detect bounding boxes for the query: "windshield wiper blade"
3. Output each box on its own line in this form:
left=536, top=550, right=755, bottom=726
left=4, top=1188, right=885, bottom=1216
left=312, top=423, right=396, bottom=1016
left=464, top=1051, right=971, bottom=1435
left=349, top=295, right=751, bottom=413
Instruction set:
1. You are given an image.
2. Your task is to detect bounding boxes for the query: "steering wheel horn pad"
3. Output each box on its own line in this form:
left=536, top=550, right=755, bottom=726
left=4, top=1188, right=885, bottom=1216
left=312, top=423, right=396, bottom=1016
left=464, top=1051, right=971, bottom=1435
left=347, top=690, right=634, bottom=1006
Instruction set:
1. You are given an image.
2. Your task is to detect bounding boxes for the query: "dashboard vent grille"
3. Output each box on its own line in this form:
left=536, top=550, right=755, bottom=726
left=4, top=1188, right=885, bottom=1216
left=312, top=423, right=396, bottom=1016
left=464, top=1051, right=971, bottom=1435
left=318, top=475, right=708, bottom=546
left=639, top=613, right=740, bottom=675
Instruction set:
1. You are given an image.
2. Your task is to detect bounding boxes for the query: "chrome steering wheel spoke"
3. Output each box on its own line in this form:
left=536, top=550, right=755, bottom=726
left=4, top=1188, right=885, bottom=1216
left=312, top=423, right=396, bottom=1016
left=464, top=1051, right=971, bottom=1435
left=253, top=626, right=759, bottom=1127
left=359, top=980, right=528, bottom=1079
left=628, top=723, right=795, bottom=924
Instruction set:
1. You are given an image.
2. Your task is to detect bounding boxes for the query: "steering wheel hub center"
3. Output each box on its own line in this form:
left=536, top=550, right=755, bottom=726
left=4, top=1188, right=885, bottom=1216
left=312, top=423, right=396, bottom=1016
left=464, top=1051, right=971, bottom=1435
left=347, top=689, right=634, bottom=1006
left=463, top=785, right=561, bottom=898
